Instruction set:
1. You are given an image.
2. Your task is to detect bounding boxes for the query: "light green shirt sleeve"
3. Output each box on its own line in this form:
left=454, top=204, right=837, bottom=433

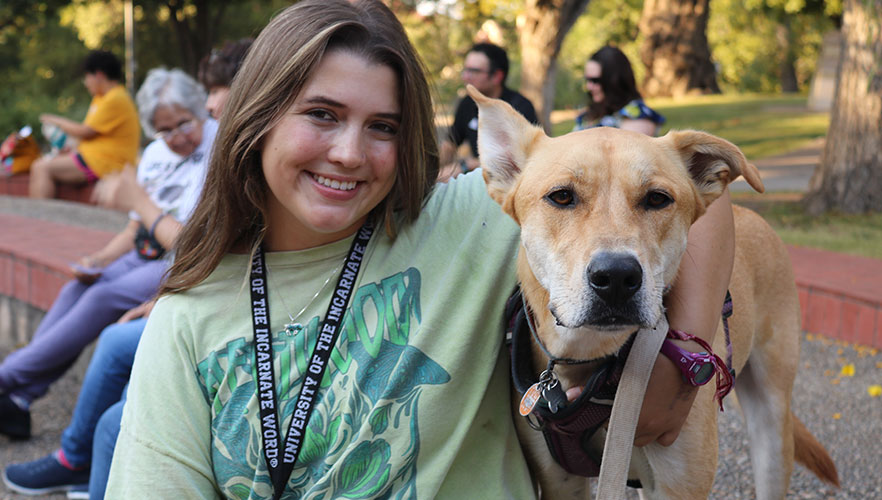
left=106, top=296, right=221, bottom=499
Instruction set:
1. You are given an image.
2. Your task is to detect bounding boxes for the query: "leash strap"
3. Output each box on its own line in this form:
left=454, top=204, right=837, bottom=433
left=250, top=223, right=373, bottom=500
left=595, top=316, right=667, bottom=500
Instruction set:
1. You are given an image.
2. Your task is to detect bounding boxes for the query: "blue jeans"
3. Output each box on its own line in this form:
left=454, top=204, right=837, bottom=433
left=60, top=318, right=145, bottom=468
left=90, top=398, right=124, bottom=500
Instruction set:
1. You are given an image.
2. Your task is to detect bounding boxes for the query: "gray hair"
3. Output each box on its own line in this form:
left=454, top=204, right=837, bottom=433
left=136, top=68, right=208, bottom=138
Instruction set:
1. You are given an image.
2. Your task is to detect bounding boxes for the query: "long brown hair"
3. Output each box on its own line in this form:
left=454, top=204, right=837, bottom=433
left=162, top=0, right=438, bottom=295
left=586, top=46, right=642, bottom=121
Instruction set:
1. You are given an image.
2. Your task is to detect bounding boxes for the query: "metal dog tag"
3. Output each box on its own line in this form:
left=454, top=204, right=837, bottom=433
left=519, top=383, right=543, bottom=416
left=541, top=381, right=568, bottom=413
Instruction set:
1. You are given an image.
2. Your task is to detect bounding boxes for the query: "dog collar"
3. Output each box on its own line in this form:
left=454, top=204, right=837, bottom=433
left=505, top=287, right=635, bottom=478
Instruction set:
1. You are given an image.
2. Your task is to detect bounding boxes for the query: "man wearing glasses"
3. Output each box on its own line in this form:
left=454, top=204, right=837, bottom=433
left=439, top=43, right=538, bottom=179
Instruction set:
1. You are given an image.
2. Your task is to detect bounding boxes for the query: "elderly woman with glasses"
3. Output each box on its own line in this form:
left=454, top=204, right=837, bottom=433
left=0, top=67, right=217, bottom=441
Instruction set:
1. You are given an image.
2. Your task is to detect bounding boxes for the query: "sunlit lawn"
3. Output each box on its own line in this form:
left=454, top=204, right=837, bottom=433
left=551, top=93, right=830, bottom=161
left=732, top=192, right=882, bottom=260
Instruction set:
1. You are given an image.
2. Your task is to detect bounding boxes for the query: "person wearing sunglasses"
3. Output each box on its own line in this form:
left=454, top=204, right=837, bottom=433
left=0, top=68, right=216, bottom=451
left=574, top=45, right=665, bottom=136
left=438, top=42, right=538, bottom=180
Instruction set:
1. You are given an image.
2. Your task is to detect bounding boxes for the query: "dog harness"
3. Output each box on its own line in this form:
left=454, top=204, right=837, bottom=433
left=504, top=288, right=735, bottom=479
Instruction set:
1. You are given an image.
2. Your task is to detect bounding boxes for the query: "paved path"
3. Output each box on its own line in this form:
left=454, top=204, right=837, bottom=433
left=731, top=137, right=824, bottom=193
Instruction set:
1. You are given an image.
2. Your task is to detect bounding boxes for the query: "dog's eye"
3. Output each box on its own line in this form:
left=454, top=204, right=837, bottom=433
left=643, top=191, right=673, bottom=210
left=545, top=188, right=576, bottom=208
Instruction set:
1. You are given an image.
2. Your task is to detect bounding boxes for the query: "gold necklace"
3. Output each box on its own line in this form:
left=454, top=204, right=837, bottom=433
left=273, top=264, right=340, bottom=335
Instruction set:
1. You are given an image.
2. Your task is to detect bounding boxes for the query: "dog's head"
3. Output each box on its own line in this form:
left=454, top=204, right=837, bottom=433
left=470, top=86, right=763, bottom=350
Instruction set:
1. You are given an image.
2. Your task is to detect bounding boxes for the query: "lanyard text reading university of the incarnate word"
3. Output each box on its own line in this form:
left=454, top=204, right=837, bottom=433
left=249, top=222, right=373, bottom=499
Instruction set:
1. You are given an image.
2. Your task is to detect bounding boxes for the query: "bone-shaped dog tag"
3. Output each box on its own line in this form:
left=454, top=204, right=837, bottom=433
left=519, top=383, right=543, bottom=416
left=542, top=381, right=568, bottom=413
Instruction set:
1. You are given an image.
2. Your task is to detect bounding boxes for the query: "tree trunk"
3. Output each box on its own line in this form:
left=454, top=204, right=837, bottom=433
left=518, top=0, right=591, bottom=132
left=165, top=0, right=222, bottom=77
left=777, top=18, right=799, bottom=93
left=638, top=0, right=720, bottom=98
left=804, top=0, right=882, bottom=214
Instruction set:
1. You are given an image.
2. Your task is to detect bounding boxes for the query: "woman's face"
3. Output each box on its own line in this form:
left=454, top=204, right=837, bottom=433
left=152, top=105, right=203, bottom=157
left=260, top=50, right=400, bottom=251
left=206, top=86, right=231, bottom=120
left=584, top=60, right=604, bottom=103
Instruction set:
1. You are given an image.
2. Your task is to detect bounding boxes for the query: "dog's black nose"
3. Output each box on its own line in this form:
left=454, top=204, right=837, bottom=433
left=587, top=252, right=643, bottom=305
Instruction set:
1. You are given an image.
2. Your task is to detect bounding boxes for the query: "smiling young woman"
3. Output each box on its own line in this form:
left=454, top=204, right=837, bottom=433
left=105, top=1, right=737, bottom=498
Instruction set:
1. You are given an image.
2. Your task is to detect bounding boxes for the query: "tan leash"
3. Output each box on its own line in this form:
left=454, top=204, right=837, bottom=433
left=595, top=316, right=668, bottom=499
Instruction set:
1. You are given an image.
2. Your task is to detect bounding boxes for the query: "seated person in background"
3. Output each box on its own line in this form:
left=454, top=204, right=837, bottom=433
left=574, top=45, right=665, bottom=136
left=438, top=42, right=538, bottom=180
left=199, top=38, right=253, bottom=120
left=29, top=50, right=140, bottom=199
left=2, top=41, right=251, bottom=499
left=0, top=67, right=216, bottom=444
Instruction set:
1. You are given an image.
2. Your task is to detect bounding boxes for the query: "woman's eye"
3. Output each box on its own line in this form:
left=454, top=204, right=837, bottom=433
left=643, top=190, right=673, bottom=210
left=371, top=122, right=398, bottom=136
left=545, top=188, right=576, bottom=207
left=307, top=109, right=335, bottom=121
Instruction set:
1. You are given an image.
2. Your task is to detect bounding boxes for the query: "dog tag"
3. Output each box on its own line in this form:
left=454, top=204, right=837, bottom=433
left=519, top=383, right=543, bottom=416
left=542, top=382, right=568, bottom=414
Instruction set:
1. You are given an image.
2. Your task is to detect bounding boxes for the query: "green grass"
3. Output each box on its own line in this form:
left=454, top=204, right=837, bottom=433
left=551, top=93, right=829, bottom=161
left=733, top=193, right=882, bottom=260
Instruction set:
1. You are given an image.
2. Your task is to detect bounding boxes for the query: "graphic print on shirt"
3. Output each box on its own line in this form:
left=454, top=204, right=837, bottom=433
left=196, top=267, right=450, bottom=499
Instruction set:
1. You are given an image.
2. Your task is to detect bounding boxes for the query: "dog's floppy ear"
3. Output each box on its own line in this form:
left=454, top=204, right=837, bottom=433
left=467, top=85, right=545, bottom=208
left=665, top=130, right=764, bottom=206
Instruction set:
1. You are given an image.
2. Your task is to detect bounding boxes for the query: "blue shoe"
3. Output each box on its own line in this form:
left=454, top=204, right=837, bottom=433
left=2, top=451, right=89, bottom=495
left=66, top=483, right=90, bottom=499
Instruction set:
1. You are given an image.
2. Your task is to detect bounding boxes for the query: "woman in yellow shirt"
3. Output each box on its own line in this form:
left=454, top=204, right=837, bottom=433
left=29, top=50, right=140, bottom=199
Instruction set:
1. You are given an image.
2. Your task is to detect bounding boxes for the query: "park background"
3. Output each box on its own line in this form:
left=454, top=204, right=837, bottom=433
left=2, top=0, right=880, bottom=253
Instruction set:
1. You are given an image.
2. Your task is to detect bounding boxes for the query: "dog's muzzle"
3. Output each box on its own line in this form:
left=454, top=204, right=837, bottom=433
left=584, top=252, right=644, bottom=327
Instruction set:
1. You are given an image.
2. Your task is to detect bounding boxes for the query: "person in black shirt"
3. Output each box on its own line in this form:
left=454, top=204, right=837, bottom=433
left=439, top=43, right=537, bottom=180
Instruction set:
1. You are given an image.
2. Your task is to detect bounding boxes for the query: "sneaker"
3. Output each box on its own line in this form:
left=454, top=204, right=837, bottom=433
left=0, top=393, right=31, bottom=439
left=3, top=451, right=89, bottom=495
left=66, top=483, right=90, bottom=499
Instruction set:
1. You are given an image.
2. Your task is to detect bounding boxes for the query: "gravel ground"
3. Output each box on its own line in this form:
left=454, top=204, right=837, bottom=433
left=1, top=334, right=879, bottom=499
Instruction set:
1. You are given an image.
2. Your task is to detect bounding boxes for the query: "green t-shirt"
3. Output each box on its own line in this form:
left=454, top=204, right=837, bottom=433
left=106, top=171, right=536, bottom=499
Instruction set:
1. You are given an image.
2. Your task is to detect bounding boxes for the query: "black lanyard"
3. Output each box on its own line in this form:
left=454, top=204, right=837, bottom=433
left=249, top=222, right=373, bottom=499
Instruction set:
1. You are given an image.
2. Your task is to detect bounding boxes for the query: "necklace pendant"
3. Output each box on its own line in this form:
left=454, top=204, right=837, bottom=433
left=285, top=323, right=304, bottom=336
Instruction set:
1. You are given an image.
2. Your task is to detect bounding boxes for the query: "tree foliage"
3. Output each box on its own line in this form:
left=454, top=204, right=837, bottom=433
left=708, top=0, right=840, bottom=93
left=0, top=0, right=286, bottom=141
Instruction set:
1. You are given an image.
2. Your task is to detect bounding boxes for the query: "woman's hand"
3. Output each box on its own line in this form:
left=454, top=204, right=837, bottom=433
left=563, top=342, right=699, bottom=447
left=117, top=299, right=157, bottom=324
left=38, top=114, right=62, bottom=126
left=633, top=347, right=699, bottom=446
left=70, top=254, right=110, bottom=284
left=92, top=166, right=145, bottom=212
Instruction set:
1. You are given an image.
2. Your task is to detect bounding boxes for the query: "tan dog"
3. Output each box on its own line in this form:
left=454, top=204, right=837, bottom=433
left=469, top=86, right=838, bottom=499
